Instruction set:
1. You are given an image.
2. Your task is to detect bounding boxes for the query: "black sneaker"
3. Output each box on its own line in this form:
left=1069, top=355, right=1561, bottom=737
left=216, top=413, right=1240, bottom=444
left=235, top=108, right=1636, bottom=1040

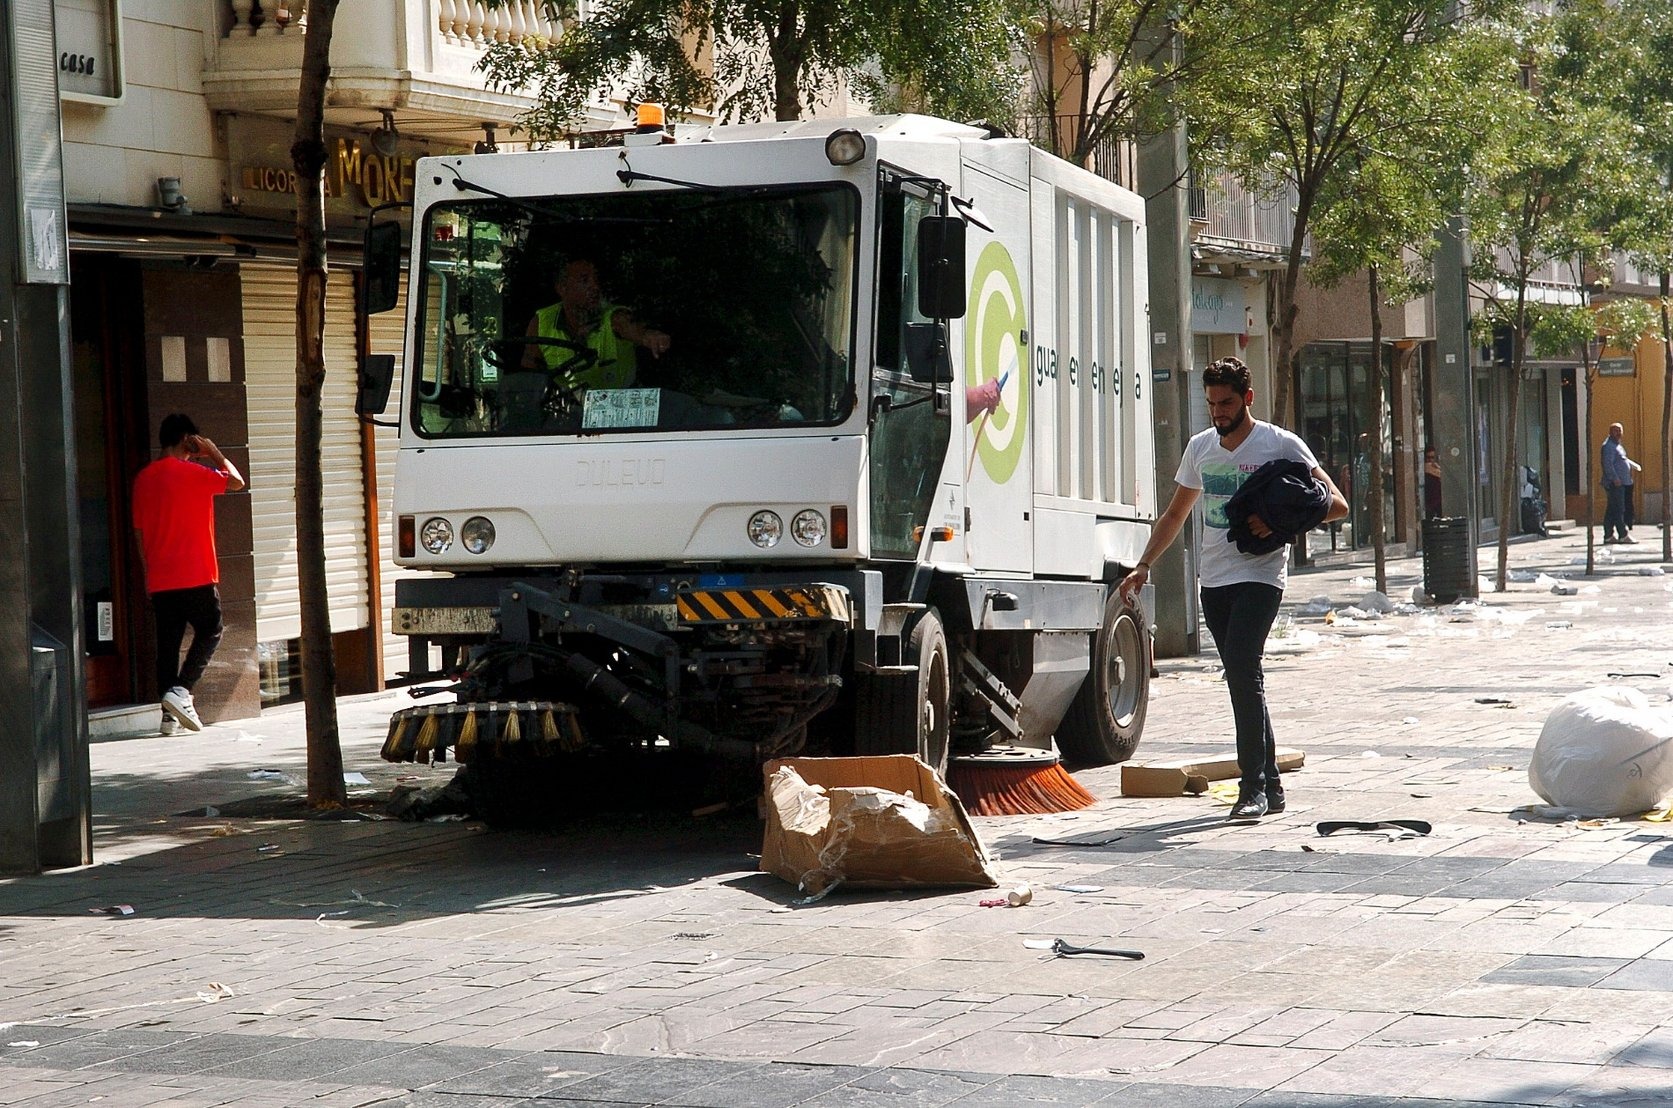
left=1229, top=791, right=1268, bottom=821
left=1265, top=786, right=1286, bottom=814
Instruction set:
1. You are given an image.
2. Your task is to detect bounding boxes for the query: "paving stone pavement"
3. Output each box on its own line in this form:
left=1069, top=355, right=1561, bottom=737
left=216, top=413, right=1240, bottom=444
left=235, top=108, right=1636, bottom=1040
left=4, top=533, right=1673, bottom=1107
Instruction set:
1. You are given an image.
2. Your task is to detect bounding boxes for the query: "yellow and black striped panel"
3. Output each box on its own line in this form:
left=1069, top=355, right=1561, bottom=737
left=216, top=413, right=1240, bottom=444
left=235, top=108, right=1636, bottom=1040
left=675, top=584, right=851, bottom=625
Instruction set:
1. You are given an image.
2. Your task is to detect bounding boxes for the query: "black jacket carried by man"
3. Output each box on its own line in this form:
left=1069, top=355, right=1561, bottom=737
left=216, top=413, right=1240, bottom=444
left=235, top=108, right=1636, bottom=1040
left=1223, top=458, right=1331, bottom=555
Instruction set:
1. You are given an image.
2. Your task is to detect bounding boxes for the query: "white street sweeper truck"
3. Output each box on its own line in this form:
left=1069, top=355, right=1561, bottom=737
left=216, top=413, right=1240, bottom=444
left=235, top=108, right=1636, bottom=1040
left=357, top=112, right=1158, bottom=819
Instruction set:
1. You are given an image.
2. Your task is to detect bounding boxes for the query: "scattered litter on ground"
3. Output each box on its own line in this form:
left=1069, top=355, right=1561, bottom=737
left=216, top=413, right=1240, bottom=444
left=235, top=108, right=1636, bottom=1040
left=387, top=777, right=474, bottom=822
left=247, top=769, right=291, bottom=783
left=1640, top=566, right=1666, bottom=576
left=672, top=932, right=716, bottom=941
left=1512, top=804, right=1588, bottom=822
left=201, top=806, right=219, bottom=817
left=1031, top=833, right=1126, bottom=847
left=981, top=884, right=1033, bottom=907
left=1316, top=820, right=1432, bottom=838
left=89, top=904, right=135, bottom=916
left=195, top=983, right=234, bottom=1003
left=7, top=1041, right=41, bottom=1048
left=1401, top=716, right=1420, bottom=725
left=1361, top=751, right=1382, bottom=758
left=1297, top=596, right=1335, bottom=616
left=1056, top=884, right=1105, bottom=894
left=1360, top=591, right=1396, bottom=613
left=1475, top=697, right=1513, bottom=706
left=1349, top=576, right=1375, bottom=588
left=1024, top=937, right=1145, bottom=961
left=343, top=772, right=370, bottom=786
left=1546, top=621, right=1573, bottom=629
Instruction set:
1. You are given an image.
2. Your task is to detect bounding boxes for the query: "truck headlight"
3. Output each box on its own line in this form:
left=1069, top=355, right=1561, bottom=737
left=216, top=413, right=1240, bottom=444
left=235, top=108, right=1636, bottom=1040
left=420, top=517, right=454, bottom=555
left=461, top=516, right=496, bottom=554
left=791, top=509, right=827, bottom=547
left=747, top=510, right=783, bottom=548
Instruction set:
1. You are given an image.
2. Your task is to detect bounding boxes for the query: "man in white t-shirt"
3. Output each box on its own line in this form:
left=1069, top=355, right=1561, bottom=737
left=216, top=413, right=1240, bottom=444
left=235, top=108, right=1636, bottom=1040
left=1118, top=357, right=1347, bottom=820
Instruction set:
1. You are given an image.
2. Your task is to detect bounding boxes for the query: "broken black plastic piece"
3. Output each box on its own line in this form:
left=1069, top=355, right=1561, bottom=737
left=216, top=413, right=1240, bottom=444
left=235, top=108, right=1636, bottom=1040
left=1315, top=820, right=1432, bottom=837
left=1051, top=938, right=1145, bottom=960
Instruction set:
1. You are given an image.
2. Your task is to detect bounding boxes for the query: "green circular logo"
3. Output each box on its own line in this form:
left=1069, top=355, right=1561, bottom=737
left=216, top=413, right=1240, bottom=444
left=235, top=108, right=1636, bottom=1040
left=964, top=242, right=1028, bottom=484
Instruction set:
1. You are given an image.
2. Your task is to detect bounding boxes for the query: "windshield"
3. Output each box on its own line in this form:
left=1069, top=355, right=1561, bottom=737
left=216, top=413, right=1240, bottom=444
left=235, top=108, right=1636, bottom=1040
left=411, top=184, right=858, bottom=436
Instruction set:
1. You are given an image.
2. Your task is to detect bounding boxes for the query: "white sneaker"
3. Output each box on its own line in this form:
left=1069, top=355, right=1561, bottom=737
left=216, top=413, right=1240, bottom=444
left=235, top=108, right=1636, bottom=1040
left=162, top=686, right=203, bottom=732
left=159, top=715, right=179, bottom=737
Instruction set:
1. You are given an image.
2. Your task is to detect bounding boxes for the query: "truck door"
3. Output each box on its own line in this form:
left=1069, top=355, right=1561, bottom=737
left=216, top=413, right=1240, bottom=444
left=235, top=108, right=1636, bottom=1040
left=868, top=174, right=955, bottom=560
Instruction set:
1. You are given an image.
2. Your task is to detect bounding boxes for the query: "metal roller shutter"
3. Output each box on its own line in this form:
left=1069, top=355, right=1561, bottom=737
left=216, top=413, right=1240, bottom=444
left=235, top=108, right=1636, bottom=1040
left=243, top=265, right=370, bottom=643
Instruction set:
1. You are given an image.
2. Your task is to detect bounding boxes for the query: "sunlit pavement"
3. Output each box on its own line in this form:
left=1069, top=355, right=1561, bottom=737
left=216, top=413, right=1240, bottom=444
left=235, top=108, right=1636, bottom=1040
left=3, top=529, right=1673, bottom=1107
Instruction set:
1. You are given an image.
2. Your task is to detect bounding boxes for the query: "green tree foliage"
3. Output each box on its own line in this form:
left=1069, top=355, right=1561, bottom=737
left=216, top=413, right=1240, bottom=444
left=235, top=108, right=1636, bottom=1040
left=1604, top=0, right=1673, bottom=562
left=1005, top=0, right=1287, bottom=166
left=1183, top=0, right=1513, bottom=433
left=479, top=0, right=1020, bottom=134
left=1464, top=0, right=1633, bottom=591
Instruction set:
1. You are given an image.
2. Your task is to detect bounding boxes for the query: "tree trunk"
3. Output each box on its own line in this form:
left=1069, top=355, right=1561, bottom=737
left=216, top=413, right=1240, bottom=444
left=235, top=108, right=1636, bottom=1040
left=1661, top=271, right=1672, bottom=563
left=1269, top=221, right=1307, bottom=429
left=1496, top=287, right=1528, bottom=593
left=768, top=2, right=804, bottom=121
left=1367, top=266, right=1387, bottom=595
left=292, top=0, right=347, bottom=809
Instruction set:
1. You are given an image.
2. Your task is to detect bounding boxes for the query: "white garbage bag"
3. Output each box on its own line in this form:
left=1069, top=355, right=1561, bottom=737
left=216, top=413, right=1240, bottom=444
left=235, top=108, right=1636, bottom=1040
left=1529, top=688, right=1673, bottom=817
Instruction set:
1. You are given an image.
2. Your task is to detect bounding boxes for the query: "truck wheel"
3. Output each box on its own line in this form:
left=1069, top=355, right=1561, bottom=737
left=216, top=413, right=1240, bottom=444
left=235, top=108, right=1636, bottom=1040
left=1057, top=592, right=1149, bottom=766
left=855, top=610, right=951, bottom=776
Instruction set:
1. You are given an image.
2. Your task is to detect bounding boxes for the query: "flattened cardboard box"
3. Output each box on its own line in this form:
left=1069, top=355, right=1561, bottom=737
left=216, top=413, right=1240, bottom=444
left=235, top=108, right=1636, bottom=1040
left=761, top=755, right=999, bottom=895
left=1121, top=747, right=1305, bottom=797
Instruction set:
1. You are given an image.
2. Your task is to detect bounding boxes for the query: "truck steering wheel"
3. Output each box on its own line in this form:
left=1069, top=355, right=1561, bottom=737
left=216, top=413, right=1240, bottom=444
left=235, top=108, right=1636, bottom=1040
left=488, top=336, right=601, bottom=420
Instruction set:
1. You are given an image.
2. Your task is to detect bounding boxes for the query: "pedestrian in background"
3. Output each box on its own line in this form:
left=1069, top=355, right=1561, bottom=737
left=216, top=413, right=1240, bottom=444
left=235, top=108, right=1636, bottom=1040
left=1600, top=422, right=1638, bottom=544
left=132, top=413, right=245, bottom=733
left=1118, top=358, right=1347, bottom=821
left=1424, top=445, right=1443, bottom=518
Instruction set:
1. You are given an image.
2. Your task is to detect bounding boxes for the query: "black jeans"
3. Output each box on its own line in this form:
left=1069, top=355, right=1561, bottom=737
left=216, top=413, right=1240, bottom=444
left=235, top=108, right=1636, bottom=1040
left=1604, top=484, right=1628, bottom=540
left=1200, top=582, right=1284, bottom=793
left=152, top=584, right=223, bottom=698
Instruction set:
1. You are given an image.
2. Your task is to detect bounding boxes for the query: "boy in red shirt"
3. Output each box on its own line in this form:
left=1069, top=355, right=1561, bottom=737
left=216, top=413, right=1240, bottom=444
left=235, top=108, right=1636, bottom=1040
left=132, top=414, right=246, bottom=732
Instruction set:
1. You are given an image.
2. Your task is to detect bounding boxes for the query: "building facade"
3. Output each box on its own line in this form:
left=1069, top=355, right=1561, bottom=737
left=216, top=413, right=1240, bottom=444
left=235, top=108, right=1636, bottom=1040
left=62, top=0, right=578, bottom=727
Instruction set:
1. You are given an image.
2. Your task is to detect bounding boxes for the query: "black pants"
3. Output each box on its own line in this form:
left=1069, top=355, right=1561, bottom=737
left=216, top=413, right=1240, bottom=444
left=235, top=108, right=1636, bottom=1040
left=152, top=584, right=223, bottom=698
left=1625, top=483, right=1636, bottom=532
left=1200, top=582, right=1284, bottom=793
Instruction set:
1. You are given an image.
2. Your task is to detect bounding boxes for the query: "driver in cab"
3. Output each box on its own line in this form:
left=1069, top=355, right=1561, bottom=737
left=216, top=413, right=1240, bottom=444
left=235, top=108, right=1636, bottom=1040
left=521, top=258, right=671, bottom=390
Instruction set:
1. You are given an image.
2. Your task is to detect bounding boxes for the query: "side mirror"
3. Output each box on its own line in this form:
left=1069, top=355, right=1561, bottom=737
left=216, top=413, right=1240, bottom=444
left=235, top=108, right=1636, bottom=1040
left=904, top=321, right=952, bottom=385
left=357, top=353, right=396, bottom=418
left=363, top=220, right=402, bottom=315
left=916, top=215, right=967, bottom=320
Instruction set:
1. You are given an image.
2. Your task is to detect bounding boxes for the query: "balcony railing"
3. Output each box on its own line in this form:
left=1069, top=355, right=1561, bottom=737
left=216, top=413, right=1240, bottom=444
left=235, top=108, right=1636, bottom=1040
left=1013, top=116, right=1136, bottom=191
left=224, top=0, right=561, bottom=49
left=209, top=0, right=566, bottom=138
left=1193, top=173, right=1298, bottom=258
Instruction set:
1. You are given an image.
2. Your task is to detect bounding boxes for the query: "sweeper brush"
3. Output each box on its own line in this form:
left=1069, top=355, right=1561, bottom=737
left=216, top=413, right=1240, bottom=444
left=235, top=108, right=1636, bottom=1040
left=947, top=746, right=1097, bottom=817
left=381, top=701, right=585, bottom=764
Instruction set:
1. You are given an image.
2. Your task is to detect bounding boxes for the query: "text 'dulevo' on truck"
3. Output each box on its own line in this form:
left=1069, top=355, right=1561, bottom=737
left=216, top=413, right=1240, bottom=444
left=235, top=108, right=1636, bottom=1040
left=358, top=111, right=1158, bottom=822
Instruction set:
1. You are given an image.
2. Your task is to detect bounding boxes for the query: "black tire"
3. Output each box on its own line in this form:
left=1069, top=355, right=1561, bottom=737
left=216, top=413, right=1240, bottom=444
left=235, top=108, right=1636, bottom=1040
left=854, top=610, right=951, bottom=776
left=1057, top=591, right=1149, bottom=766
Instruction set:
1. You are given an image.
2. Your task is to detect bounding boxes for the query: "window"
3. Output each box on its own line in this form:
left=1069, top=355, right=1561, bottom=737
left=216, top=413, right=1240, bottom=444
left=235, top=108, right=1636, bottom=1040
left=411, top=185, right=858, bottom=437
